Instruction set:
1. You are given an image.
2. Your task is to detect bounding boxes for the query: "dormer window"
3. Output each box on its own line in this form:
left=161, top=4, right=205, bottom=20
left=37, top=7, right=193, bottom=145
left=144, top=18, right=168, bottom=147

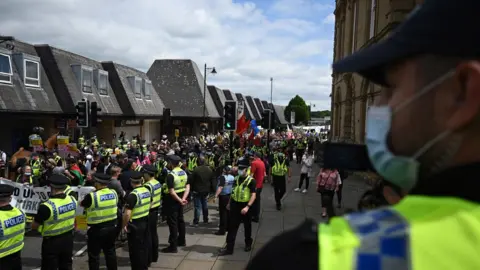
left=143, top=79, right=152, bottom=100
left=127, top=76, right=142, bottom=99
left=24, top=59, right=40, bottom=87
left=71, top=64, right=93, bottom=93
left=94, top=69, right=108, bottom=95
left=0, top=53, right=12, bottom=84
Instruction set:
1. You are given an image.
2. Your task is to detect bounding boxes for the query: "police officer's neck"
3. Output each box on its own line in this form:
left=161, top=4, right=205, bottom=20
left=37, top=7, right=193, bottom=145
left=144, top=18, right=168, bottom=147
left=132, top=183, right=142, bottom=188
left=0, top=199, right=10, bottom=207
left=51, top=189, right=64, bottom=196
left=95, top=184, right=107, bottom=191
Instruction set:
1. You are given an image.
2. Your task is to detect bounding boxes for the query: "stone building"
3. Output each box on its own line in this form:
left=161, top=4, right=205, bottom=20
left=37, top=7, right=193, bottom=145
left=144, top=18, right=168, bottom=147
left=331, top=0, right=424, bottom=143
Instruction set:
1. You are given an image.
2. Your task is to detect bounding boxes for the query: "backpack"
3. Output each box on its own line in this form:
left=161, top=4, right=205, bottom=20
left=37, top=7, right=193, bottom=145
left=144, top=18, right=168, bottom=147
left=317, top=169, right=338, bottom=192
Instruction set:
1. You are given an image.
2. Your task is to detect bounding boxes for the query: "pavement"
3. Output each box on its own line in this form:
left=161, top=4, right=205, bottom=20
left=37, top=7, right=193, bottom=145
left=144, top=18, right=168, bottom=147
left=20, top=164, right=369, bottom=270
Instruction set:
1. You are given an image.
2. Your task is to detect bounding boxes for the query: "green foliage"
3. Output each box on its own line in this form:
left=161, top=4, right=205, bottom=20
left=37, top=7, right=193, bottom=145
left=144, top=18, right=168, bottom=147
left=310, top=110, right=331, bottom=118
left=284, top=95, right=309, bottom=125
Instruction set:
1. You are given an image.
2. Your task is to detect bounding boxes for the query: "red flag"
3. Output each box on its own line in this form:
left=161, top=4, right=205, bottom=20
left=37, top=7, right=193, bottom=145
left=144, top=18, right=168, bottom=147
left=248, top=130, right=254, bottom=140
left=236, top=115, right=249, bottom=135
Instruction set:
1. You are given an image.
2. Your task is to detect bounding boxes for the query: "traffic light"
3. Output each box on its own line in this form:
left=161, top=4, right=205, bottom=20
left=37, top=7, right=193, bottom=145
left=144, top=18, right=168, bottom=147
left=75, top=101, right=88, bottom=128
left=224, top=101, right=237, bottom=130
left=90, top=101, right=102, bottom=127
left=163, top=108, right=172, bottom=134
left=262, top=109, right=272, bottom=128
left=270, top=110, right=276, bottom=129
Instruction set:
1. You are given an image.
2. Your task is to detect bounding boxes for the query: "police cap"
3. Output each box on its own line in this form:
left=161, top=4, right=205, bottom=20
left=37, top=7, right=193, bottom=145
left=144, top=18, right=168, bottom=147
left=93, top=173, right=111, bottom=184
left=168, top=155, right=181, bottom=163
left=142, top=164, right=158, bottom=174
left=0, top=184, right=14, bottom=198
left=130, top=171, right=143, bottom=183
left=48, top=174, right=70, bottom=189
left=237, top=157, right=249, bottom=169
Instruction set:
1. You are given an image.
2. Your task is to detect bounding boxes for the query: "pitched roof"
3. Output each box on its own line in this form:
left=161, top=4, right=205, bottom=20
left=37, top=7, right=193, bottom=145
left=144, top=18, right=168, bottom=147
left=102, top=61, right=165, bottom=118
left=245, top=96, right=261, bottom=119
left=234, top=93, right=252, bottom=120
left=207, top=85, right=225, bottom=117
left=261, top=100, right=270, bottom=111
left=35, top=45, right=122, bottom=115
left=272, top=104, right=289, bottom=124
left=0, top=41, right=62, bottom=113
left=253, top=98, right=265, bottom=115
left=147, top=59, right=220, bottom=118
left=222, top=89, right=235, bottom=101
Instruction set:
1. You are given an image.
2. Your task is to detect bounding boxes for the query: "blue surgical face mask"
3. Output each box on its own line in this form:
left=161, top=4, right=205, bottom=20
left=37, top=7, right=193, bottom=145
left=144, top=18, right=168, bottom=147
left=366, top=70, right=455, bottom=190
left=238, top=169, right=245, bottom=176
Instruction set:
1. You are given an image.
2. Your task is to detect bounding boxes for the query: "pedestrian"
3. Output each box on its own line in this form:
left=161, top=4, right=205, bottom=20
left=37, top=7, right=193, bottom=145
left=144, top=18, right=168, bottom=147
left=142, top=164, right=161, bottom=264
left=190, top=156, right=215, bottom=226
left=249, top=152, right=265, bottom=222
left=121, top=171, right=151, bottom=270
left=213, top=165, right=234, bottom=235
left=271, top=152, right=291, bottom=210
left=32, top=174, right=76, bottom=270
left=316, top=167, right=341, bottom=218
left=218, top=157, right=256, bottom=256
left=0, top=183, right=25, bottom=270
left=81, top=173, right=118, bottom=270
left=161, top=155, right=190, bottom=253
left=295, top=149, right=314, bottom=193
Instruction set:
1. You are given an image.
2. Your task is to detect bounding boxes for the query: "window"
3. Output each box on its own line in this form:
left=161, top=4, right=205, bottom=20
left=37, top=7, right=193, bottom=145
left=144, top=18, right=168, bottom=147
left=351, top=1, right=358, bottom=53
left=369, top=0, right=377, bottom=38
left=82, top=69, right=93, bottom=93
left=143, top=80, right=152, bottom=100
left=98, top=73, right=108, bottom=95
left=134, top=78, right=142, bottom=98
left=24, top=60, right=40, bottom=87
left=0, top=53, right=12, bottom=84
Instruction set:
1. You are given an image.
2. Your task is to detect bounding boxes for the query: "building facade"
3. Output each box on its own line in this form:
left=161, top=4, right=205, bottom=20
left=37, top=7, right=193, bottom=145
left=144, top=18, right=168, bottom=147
left=331, top=0, right=423, bottom=143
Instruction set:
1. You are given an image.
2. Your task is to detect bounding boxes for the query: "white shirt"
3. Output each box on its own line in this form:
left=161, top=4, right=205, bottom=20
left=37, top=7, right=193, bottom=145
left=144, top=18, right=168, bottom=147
left=300, top=154, right=314, bottom=177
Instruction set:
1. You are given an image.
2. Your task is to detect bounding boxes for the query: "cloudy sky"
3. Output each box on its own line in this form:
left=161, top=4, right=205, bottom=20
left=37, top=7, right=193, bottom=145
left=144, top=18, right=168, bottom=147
left=0, top=0, right=335, bottom=110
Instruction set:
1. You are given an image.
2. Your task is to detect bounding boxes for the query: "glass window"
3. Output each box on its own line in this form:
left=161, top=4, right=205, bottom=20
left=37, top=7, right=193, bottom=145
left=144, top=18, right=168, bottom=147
left=144, top=81, right=152, bottom=100
left=83, top=69, right=93, bottom=93
left=369, top=0, right=377, bottom=38
left=25, top=60, right=40, bottom=87
left=98, top=73, right=108, bottom=95
left=134, top=78, right=141, bottom=98
left=0, top=54, right=12, bottom=83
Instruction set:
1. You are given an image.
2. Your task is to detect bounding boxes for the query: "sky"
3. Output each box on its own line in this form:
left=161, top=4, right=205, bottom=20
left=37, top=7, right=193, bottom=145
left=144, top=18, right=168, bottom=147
left=0, top=0, right=335, bottom=110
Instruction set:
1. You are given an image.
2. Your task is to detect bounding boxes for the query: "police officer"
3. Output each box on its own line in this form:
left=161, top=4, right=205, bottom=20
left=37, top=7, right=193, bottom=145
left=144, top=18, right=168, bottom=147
left=0, top=184, right=25, bottom=270
left=32, top=174, right=76, bottom=270
left=161, top=155, right=190, bottom=253
left=213, top=165, right=234, bottom=235
left=249, top=1, right=480, bottom=269
left=142, top=164, right=161, bottom=264
left=270, top=152, right=291, bottom=210
left=121, top=171, right=150, bottom=270
left=80, top=173, right=118, bottom=270
left=218, top=158, right=256, bottom=256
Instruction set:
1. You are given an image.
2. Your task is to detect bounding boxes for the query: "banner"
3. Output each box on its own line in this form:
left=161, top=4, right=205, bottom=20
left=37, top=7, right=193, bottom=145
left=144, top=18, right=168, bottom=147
left=0, top=179, right=95, bottom=215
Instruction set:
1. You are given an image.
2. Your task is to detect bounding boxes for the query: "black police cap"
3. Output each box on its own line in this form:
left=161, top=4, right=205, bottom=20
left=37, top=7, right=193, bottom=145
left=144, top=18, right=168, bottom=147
left=237, top=157, right=249, bottom=169
left=130, top=171, right=143, bottom=182
left=168, top=155, right=181, bottom=163
left=93, top=173, right=111, bottom=184
left=332, top=0, right=480, bottom=86
left=0, top=184, right=14, bottom=198
left=48, top=174, right=70, bottom=188
left=142, top=164, right=158, bottom=174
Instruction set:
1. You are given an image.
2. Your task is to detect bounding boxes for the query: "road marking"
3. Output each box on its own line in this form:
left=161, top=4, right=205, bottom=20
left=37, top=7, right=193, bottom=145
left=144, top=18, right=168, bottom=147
left=74, top=245, right=88, bottom=257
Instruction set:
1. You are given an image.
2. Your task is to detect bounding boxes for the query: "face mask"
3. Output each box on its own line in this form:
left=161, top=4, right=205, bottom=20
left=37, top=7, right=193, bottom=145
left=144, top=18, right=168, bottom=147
left=238, top=169, right=245, bottom=176
left=366, top=70, right=454, bottom=190
left=24, top=172, right=31, bottom=176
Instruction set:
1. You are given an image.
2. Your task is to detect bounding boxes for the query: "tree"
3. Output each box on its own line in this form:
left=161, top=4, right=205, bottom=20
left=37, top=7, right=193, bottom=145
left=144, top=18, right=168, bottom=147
left=284, top=95, right=309, bottom=125
left=310, top=110, right=331, bottom=118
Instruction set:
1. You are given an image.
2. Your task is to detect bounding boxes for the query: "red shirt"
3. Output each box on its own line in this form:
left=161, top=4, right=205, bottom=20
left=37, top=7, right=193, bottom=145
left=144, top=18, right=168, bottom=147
left=251, top=158, right=266, bottom=189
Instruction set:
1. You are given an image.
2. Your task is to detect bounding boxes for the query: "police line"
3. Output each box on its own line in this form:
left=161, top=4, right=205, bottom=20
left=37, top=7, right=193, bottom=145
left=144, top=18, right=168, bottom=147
left=0, top=178, right=95, bottom=216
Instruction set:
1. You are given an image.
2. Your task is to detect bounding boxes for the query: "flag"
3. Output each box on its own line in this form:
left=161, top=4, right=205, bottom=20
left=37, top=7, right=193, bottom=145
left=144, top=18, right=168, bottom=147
left=250, top=120, right=260, bottom=136
left=236, top=115, right=249, bottom=135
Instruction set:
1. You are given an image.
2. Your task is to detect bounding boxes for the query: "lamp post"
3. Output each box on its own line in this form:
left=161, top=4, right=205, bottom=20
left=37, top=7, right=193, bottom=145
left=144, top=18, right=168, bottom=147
left=203, top=63, right=217, bottom=125
left=267, top=77, right=273, bottom=154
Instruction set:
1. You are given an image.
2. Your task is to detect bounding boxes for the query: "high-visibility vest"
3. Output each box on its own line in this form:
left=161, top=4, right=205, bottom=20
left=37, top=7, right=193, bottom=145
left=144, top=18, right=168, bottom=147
left=135, top=165, right=143, bottom=172
left=31, top=160, right=41, bottom=177
left=272, top=159, right=287, bottom=176
left=0, top=207, right=25, bottom=258
left=231, top=176, right=253, bottom=203
left=130, top=186, right=150, bottom=220
left=168, top=167, right=187, bottom=194
left=39, top=196, right=77, bottom=237
left=247, top=166, right=251, bottom=175
left=64, top=185, right=74, bottom=197
left=85, top=188, right=118, bottom=224
left=16, top=175, right=32, bottom=184
left=188, top=157, right=197, bottom=172
left=319, top=196, right=480, bottom=270
left=144, top=179, right=162, bottom=209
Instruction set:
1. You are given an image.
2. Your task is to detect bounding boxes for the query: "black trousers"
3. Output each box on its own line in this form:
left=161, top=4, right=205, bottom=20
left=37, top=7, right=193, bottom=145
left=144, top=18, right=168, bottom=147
left=148, top=208, right=160, bottom=263
left=299, top=173, right=310, bottom=189
left=127, top=220, right=150, bottom=270
left=273, top=175, right=286, bottom=206
left=166, top=202, right=186, bottom=248
left=87, top=225, right=118, bottom=270
left=252, top=187, right=262, bottom=220
left=321, top=190, right=336, bottom=217
left=226, top=201, right=253, bottom=251
left=0, top=251, right=22, bottom=270
left=41, top=231, right=74, bottom=270
left=218, top=194, right=230, bottom=233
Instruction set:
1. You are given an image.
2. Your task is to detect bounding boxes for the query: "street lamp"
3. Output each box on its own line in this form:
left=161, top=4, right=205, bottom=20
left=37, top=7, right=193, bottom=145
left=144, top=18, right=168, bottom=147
left=203, top=63, right=217, bottom=124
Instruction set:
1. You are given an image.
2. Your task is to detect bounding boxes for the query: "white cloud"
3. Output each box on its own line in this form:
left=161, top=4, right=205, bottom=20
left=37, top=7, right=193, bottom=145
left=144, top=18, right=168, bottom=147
left=323, top=13, right=336, bottom=24
left=0, top=0, right=334, bottom=110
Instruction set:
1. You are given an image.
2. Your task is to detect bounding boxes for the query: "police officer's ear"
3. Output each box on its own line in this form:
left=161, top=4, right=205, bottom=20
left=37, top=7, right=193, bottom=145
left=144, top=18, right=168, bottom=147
left=382, top=186, right=403, bottom=205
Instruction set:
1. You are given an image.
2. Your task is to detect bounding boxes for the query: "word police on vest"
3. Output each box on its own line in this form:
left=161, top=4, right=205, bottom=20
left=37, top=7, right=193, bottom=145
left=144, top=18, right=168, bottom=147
left=58, top=202, right=76, bottom=214
left=93, top=173, right=112, bottom=184
left=138, top=192, right=151, bottom=199
left=4, top=214, right=25, bottom=228
left=100, top=193, right=116, bottom=201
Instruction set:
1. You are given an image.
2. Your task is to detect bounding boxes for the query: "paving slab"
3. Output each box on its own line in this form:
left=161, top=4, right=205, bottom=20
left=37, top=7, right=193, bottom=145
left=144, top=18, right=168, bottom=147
left=72, top=164, right=368, bottom=269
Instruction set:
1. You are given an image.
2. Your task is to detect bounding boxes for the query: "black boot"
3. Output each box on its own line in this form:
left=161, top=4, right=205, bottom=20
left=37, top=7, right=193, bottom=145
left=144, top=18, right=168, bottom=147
left=218, top=247, right=233, bottom=256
